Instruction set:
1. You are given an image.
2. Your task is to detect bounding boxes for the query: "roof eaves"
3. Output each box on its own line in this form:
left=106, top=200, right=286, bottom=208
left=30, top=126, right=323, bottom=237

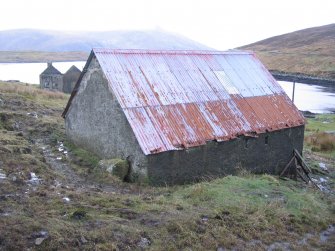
left=41, top=65, right=62, bottom=75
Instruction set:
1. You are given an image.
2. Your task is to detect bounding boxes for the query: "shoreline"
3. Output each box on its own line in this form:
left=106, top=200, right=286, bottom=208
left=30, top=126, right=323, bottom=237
left=270, top=71, right=335, bottom=86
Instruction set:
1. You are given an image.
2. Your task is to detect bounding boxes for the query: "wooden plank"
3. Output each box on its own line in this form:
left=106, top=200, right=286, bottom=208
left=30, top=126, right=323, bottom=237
left=294, top=149, right=312, bottom=173
left=296, top=169, right=309, bottom=183
left=294, top=158, right=298, bottom=181
left=280, top=155, right=295, bottom=177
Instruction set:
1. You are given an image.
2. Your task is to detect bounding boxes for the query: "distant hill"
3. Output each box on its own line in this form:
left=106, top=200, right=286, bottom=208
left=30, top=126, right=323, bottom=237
left=240, top=24, right=335, bottom=79
left=0, top=29, right=211, bottom=52
left=0, top=29, right=212, bottom=63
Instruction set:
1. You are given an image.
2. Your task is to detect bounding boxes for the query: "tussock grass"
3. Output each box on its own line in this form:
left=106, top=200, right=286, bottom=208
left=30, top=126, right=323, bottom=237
left=306, top=132, right=335, bottom=152
left=0, top=81, right=66, bottom=99
left=305, top=114, right=335, bottom=158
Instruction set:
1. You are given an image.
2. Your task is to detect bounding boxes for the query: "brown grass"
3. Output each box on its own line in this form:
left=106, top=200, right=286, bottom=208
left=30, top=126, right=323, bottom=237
left=305, top=132, right=335, bottom=152
left=0, top=82, right=66, bottom=99
left=240, top=24, right=335, bottom=78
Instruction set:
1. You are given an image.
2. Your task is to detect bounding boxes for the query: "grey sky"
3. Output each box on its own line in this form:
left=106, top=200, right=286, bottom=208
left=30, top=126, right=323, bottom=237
left=1, top=0, right=334, bottom=50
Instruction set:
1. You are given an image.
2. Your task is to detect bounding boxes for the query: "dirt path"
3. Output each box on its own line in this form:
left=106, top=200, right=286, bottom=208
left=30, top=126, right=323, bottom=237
left=35, top=137, right=133, bottom=195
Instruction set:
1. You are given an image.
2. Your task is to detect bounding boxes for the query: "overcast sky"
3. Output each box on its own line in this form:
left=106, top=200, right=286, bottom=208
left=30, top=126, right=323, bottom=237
left=1, top=0, right=334, bottom=50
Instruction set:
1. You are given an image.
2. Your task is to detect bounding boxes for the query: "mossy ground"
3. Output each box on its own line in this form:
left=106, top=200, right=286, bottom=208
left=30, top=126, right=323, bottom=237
left=0, top=82, right=334, bottom=250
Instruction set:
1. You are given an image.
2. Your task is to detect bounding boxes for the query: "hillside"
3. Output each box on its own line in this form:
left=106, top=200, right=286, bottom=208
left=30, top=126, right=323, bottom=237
left=0, top=29, right=211, bottom=63
left=0, top=51, right=88, bottom=63
left=0, top=81, right=334, bottom=250
left=0, top=29, right=211, bottom=62
left=240, top=24, right=335, bottom=79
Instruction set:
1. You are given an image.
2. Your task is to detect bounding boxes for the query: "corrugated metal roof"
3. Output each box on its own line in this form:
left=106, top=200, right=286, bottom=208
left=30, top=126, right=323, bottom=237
left=64, top=49, right=305, bottom=155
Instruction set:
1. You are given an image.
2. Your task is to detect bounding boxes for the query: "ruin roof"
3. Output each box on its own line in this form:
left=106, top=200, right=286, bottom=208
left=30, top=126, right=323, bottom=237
left=41, top=64, right=62, bottom=75
left=63, top=49, right=305, bottom=155
left=64, top=65, right=81, bottom=75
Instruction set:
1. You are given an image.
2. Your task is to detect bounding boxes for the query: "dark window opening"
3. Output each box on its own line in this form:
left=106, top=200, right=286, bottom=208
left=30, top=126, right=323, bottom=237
left=265, top=135, right=269, bottom=145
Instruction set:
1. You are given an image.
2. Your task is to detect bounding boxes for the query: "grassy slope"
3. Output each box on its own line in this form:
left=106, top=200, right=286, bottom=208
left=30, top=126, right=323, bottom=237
left=0, top=51, right=88, bottom=63
left=240, top=24, right=335, bottom=79
left=0, top=82, right=334, bottom=250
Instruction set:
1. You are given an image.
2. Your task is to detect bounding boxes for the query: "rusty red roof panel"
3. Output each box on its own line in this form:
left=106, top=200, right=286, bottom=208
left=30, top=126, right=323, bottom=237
left=86, top=49, right=305, bottom=155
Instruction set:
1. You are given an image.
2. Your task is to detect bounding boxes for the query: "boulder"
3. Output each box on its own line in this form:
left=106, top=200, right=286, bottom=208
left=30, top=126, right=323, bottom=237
left=98, top=159, right=129, bottom=180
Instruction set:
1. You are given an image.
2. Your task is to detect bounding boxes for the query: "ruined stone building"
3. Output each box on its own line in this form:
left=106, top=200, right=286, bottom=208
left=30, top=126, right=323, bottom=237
left=62, top=49, right=305, bottom=185
left=63, top=65, right=81, bottom=94
left=40, top=63, right=81, bottom=93
left=40, top=63, right=63, bottom=92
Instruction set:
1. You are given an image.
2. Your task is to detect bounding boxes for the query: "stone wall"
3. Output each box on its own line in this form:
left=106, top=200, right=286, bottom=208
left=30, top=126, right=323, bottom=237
left=65, top=56, right=148, bottom=181
left=40, top=74, right=63, bottom=92
left=146, top=125, right=304, bottom=185
left=63, top=68, right=81, bottom=94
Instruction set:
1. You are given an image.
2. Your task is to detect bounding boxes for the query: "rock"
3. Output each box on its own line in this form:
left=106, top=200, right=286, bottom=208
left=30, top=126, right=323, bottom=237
left=80, top=236, right=88, bottom=244
left=28, top=172, right=41, bottom=185
left=319, top=162, right=328, bottom=171
left=63, top=197, right=70, bottom=203
left=138, top=237, right=151, bottom=248
left=201, top=215, right=209, bottom=223
left=0, top=98, right=4, bottom=106
left=35, top=237, right=45, bottom=245
left=217, top=247, right=226, bottom=251
left=38, top=230, right=49, bottom=238
left=27, top=112, right=38, bottom=118
left=33, top=230, right=49, bottom=245
left=319, top=177, right=327, bottom=183
left=98, top=159, right=129, bottom=180
left=0, top=169, right=6, bottom=180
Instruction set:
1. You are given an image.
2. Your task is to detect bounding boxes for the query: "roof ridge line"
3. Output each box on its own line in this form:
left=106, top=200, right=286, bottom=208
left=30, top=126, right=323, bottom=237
left=92, top=48, right=252, bottom=55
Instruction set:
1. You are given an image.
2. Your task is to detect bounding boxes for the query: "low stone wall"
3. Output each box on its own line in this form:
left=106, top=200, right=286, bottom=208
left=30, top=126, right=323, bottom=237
left=147, top=125, right=305, bottom=185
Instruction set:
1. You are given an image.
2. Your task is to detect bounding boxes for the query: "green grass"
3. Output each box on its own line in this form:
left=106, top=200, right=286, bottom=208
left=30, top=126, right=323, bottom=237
left=65, top=141, right=100, bottom=168
left=0, top=81, right=334, bottom=250
left=306, top=114, right=335, bottom=133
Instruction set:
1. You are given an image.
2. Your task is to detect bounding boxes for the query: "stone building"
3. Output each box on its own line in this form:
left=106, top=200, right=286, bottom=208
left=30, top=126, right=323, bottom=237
left=39, top=63, right=63, bottom=92
left=40, top=63, right=81, bottom=93
left=63, top=65, right=82, bottom=94
left=62, top=49, right=305, bottom=185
